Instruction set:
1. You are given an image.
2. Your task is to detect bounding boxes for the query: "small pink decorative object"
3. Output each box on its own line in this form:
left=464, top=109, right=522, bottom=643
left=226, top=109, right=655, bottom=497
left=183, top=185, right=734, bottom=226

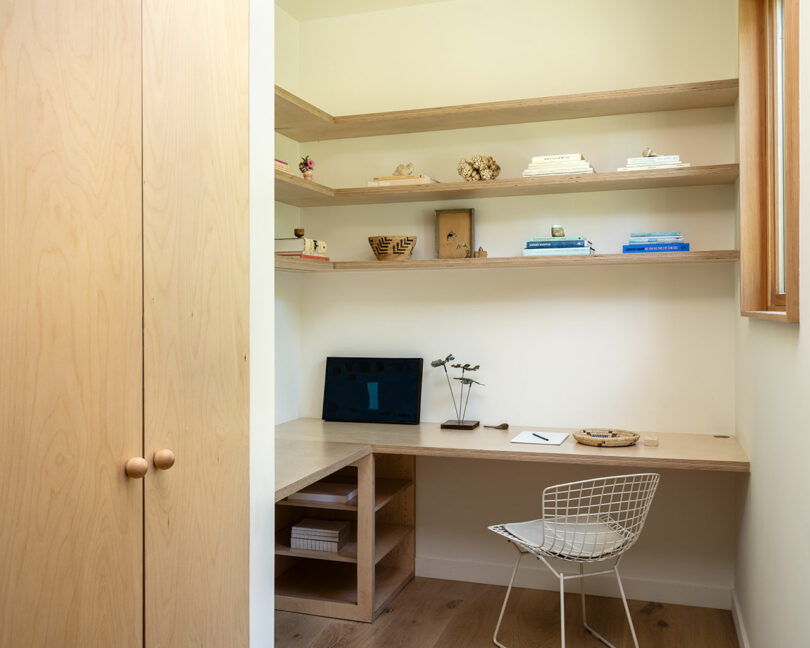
left=299, top=155, right=314, bottom=180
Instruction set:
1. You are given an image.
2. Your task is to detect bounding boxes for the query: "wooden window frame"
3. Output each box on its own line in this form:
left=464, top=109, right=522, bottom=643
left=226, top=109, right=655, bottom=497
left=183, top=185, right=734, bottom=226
left=739, top=0, right=799, bottom=322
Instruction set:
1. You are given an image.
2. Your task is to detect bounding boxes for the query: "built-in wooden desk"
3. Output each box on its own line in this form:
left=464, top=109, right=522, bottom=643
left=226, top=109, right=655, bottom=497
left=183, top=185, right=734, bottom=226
left=276, top=418, right=750, bottom=479
left=274, top=419, right=749, bottom=623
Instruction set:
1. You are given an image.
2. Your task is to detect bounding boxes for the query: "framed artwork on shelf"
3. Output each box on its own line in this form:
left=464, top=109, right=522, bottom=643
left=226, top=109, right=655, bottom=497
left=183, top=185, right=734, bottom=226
left=436, top=208, right=474, bottom=259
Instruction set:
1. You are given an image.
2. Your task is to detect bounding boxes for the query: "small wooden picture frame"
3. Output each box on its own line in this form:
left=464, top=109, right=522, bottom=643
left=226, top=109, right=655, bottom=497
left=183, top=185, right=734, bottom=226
left=436, top=208, right=475, bottom=259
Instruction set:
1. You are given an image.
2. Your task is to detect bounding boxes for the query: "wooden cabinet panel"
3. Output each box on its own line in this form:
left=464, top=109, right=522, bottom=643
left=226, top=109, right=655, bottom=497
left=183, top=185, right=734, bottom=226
left=0, top=1, right=143, bottom=646
left=142, top=0, right=249, bottom=645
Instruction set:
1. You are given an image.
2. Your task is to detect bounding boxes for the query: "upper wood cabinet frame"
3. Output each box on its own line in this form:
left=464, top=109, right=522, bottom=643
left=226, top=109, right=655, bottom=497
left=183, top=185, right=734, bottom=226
left=739, top=0, right=799, bottom=322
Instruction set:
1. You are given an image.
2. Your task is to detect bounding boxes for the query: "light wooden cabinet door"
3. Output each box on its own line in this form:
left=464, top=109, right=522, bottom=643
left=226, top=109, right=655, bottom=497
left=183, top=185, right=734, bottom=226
left=0, top=1, right=144, bottom=646
left=142, top=0, right=250, bottom=646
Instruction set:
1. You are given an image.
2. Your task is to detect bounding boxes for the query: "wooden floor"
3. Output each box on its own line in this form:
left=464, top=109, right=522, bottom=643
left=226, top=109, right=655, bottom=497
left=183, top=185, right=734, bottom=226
left=275, top=577, right=738, bottom=648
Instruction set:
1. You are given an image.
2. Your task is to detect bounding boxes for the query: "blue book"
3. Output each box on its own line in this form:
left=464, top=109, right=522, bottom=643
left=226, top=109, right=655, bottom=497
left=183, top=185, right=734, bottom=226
left=525, top=240, right=588, bottom=249
left=622, top=243, right=690, bottom=253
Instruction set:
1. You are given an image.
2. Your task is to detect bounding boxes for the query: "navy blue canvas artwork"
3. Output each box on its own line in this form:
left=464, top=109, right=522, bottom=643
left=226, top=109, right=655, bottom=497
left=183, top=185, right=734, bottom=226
left=322, top=357, right=423, bottom=424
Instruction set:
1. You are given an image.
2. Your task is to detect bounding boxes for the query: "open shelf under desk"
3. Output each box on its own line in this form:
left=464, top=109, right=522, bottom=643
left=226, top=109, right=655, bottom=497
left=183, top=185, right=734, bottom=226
left=276, top=250, right=740, bottom=274
left=275, top=164, right=739, bottom=207
left=276, top=478, right=412, bottom=512
left=275, top=79, right=739, bottom=141
left=275, top=561, right=414, bottom=611
left=275, top=524, right=412, bottom=565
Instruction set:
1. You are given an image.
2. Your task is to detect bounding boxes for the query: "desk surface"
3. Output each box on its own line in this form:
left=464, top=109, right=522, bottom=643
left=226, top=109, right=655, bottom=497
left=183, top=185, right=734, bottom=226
left=275, top=418, right=750, bottom=500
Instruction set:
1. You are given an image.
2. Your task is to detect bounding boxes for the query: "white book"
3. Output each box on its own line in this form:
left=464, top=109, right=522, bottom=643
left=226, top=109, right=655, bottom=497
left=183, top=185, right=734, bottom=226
left=290, top=537, right=340, bottom=552
left=510, top=430, right=570, bottom=446
left=627, top=154, right=680, bottom=165
left=522, top=168, right=594, bottom=176
left=367, top=177, right=433, bottom=187
left=531, top=153, right=583, bottom=163
left=523, top=247, right=594, bottom=257
left=526, top=160, right=592, bottom=169
left=629, top=236, right=684, bottom=244
left=617, top=163, right=690, bottom=172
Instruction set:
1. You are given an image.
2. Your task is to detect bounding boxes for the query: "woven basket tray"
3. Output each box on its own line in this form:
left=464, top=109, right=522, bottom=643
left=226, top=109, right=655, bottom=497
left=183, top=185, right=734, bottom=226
left=368, top=235, right=417, bottom=261
left=573, top=428, right=640, bottom=447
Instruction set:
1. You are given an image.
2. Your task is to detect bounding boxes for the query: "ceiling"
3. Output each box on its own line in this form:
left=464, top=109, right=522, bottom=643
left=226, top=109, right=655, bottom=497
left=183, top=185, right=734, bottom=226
left=275, top=0, right=449, bottom=22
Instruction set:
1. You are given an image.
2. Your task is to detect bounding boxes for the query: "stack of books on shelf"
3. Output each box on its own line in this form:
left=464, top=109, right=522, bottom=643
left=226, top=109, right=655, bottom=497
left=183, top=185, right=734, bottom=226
left=617, top=154, right=690, bottom=172
left=275, top=158, right=291, bottom=173
left=523, top=236, right=595, bottom=257
left=366, top=174, right=437, bottom=187
left=285, top=481, right=358, bottom=505
left=290, top=519, right=351, bottom=553
left=275, top=236, right=329, bottom=262
left=522, top=154, right=594, bottom=177
left=622, top=231, right=690, bottom=254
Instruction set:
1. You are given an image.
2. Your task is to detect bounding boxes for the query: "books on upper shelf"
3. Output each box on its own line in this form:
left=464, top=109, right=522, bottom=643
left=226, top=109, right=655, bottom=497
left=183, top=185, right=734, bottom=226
left=276, top=253, right=330, bottom=261
left=275, top=158, right=291, bottom=173
left=622, top=231, right=690, bottom=253
left=290, top=518, right=351, bottom=552
left=522, top=153, right=594, bottom=177
left=617, top=154, right=691, bottom=172
left=276, top=237, right=327, bottom=254
left=366, top=174, right=438, bottom=187
left=524, top=235, right=594, bottom=257
left=285, top=482, right=358, bottom=505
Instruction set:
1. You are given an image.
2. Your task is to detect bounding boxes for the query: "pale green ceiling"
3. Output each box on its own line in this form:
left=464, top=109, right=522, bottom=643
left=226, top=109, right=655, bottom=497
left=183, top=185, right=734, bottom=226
left=275, top=0, right=449, bottom=21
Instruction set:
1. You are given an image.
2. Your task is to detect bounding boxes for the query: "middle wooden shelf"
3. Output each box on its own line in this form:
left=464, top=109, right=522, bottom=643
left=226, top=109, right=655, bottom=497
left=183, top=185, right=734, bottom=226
left=275, top=164, right=739, bottom=208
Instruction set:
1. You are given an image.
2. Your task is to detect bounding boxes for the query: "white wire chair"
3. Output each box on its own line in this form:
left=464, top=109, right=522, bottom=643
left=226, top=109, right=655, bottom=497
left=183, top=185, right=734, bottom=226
left=488, top=473, right=660, bottom=648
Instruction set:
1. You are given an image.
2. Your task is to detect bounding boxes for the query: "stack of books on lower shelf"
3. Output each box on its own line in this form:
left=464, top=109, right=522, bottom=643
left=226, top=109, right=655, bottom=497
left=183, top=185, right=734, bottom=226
left=617, top=154, right=690, bottom=172
left=524, top=236, right=595, bottom=257
left=622, top=232, right=690, bottom=254
left=275, top=236, right=329, bottom=262
left=522, top=154, right=594, bottom=177
left=291, top=519, right=351, bottom=553
left=366, top=174, right=437, bottom=187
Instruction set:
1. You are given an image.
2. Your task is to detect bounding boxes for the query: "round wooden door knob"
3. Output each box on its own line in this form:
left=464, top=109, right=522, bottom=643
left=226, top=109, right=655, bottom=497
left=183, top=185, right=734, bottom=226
left=153, top=449, right=176, bottom=470
left=125, top=457, right=149, bottom=479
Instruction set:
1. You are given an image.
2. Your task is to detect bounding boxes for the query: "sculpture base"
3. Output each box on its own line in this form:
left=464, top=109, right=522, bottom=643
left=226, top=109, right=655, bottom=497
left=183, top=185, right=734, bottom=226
left=440, top=420, right=480, bottom=430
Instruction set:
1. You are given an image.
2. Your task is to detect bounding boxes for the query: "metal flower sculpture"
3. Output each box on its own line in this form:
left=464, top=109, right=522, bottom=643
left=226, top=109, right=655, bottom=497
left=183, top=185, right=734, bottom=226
left=431, top=355, right=483, bottom=428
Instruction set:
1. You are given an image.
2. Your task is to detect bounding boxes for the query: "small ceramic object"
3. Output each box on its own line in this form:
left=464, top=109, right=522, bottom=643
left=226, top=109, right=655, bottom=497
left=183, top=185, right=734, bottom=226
left=551, top=225, right=565, bottom=237
left=294, top=228, right=305, bottom=238
left=473, top=246, right=488, bottom=258
left=393, top=162, right=415, bottom=176
left=368, top=235, right=417, bottom=260
left=302, top=170, right=313, bottom=181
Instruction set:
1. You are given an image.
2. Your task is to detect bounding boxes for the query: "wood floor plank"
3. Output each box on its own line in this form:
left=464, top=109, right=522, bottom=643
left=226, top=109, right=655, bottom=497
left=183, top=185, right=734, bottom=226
left=276, top=577, right=738, bottom=648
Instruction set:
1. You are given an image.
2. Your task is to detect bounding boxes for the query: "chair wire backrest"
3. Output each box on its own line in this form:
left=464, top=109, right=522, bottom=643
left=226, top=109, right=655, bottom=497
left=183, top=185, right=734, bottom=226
left=541, top=473, right=660, bottom=561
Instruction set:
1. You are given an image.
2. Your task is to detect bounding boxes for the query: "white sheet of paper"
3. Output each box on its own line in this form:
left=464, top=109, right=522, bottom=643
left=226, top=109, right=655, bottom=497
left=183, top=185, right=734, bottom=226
left=510, top=430, right=569, bottom=446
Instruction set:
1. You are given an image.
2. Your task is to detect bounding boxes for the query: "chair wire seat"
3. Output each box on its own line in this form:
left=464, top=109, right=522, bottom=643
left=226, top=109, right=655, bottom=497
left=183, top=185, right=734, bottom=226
left=488, top=473, right=660, bottom=648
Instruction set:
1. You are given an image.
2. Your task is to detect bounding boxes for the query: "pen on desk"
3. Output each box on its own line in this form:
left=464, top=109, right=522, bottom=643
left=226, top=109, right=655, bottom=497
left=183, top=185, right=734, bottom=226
left=533, top=432, right=549, bottom=442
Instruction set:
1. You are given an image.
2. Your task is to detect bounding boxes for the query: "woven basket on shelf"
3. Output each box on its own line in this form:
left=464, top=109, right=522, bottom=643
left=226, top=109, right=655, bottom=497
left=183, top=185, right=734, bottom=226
left=368, top=235, right=417, bottom=261
left=573, top=428, right=640, bottom=447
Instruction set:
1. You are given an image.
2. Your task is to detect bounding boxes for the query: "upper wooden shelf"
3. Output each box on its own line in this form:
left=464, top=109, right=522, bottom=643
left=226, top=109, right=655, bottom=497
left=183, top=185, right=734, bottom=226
left=275, top=79, right=739, bottom=141
left=275, top=164, right=739, bottom=207
left=276, top=251, right=740, bottom=274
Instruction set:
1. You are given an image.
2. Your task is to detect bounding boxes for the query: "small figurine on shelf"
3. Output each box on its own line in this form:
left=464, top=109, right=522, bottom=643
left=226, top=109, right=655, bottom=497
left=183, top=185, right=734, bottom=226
left=430, top=354, right=483, bottom=430
left=299, top=155, right=315, bottom=181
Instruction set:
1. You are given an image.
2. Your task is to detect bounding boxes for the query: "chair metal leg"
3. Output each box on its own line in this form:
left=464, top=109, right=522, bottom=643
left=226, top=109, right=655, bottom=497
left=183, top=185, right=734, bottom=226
left=559, top=573, right=565, bottom=648
left=614, top=566, right=640, bottom=648
left=579, top=563, right=617, bottom=648
left=493, top=552, right=522, bottom=648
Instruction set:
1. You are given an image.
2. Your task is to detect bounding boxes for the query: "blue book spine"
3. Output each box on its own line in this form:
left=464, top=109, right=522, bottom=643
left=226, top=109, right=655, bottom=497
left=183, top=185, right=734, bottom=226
left=622, top=243, right=690, bottom=253
left=629, top=231, right=681, bottom=238
left=525, top=240, right=587, bottom=249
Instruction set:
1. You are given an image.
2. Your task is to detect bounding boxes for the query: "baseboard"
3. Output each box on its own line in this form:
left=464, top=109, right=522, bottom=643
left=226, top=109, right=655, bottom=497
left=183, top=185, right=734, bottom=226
left=731, top=589, right=750, bottom=648
left=416, top=555, right=732, bottom=610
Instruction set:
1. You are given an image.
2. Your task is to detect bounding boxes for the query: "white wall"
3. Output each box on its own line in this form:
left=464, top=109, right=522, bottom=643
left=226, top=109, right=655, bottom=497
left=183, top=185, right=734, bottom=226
left=250, top=0, right=275, bottom=644
left=276, top=0, right=742, bottom=609
left=732, top=7, right=810, bottom=646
